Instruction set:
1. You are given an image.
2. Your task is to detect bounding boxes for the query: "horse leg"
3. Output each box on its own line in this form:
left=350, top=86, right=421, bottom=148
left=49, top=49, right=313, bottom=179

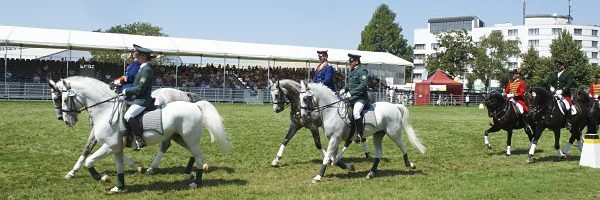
left=312, top=137, right=341, bottom=183
left=186, top=144, right=206, bottom=189
left=366, top=133, right=385, bottom=179
left=145, top=140, right=172, bottom=175
left=505, top=130, right=513, bottom=157
left=527, top=126, right=545, bottom=163
left=170, top=137, right=203, bottom=179
left=387, top=132, right=416, bottom=169
left=563, top=132, right=579, bottom=156
left=84, top=143, right=114, bottom=182
left=484, top=125, right=501, bottom=149
left=554, top=129, right=565, bottom=160
left=65, top=129, right=97, bottom=179
left=108, top=151, right=126, bottom=194
left=272, top=123, right=300, bottom=167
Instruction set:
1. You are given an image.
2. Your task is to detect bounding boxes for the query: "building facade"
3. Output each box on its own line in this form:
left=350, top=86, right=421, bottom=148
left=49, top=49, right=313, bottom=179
left=413, top=15, right=600, bottom=85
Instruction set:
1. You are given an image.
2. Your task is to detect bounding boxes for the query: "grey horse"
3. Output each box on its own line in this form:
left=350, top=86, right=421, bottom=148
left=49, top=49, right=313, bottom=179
left=49, top=80, right=204, bottom=180
left=269, top=79, right=370, bottom=167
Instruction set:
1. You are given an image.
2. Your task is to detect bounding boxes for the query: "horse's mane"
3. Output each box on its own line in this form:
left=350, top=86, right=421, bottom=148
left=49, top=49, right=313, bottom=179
left=307, top=83, right=339, bottom=104
left=63, top=76, right=114, bottom=97
left=532, top=86, right=553, bottom=105
left=278, top=79, right=300, bottom=100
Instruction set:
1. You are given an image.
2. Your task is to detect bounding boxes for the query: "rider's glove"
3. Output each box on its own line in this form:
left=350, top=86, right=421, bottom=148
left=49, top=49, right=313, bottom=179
left=550, top=86, right=556, bottom=92
left=556, top=89, right=563, bottom=95
left=506, top=93, right=515, bottom=98
left=595, top=95, right=599, bottom=99
left=343, top=92, right=351, bottom=98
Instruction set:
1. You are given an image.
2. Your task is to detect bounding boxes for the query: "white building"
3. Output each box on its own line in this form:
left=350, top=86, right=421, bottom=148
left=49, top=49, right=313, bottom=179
left=413, top=15, right=600, bottom=86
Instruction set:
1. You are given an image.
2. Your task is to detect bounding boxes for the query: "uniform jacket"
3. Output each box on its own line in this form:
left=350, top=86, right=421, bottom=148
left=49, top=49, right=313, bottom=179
left=312, top=64, right=336, bottom=91
left=504, top=79, right=528, bottom=112
left=121, top=60, right=141, bottom=90
left=547, top=70, right=574, bottom=97
left=125, top=63, right=154, bottom=107
left=344, top=65, right=369, bottom=104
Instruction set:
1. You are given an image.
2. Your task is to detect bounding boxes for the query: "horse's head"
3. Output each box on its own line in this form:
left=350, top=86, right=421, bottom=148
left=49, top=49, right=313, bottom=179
left=299, top=80, right=316, bottom=118
left=572, top=89, right=592, bottom=104
left=186, top=92, right=202, bottom=102
left=484, top=90, right=505, bottom=110
left=48, top=80, right=64, bottom=121
left=269, top=79, right=288, bottom=113
left=55, top=79, right=82, bottom=126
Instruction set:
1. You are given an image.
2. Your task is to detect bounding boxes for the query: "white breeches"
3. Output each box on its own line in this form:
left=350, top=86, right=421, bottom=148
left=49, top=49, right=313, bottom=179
left=510, top=99, right=524, bottom=114
left=353, top=102, right=365, bottom=119
left=124, top=104, right=146, bottom=122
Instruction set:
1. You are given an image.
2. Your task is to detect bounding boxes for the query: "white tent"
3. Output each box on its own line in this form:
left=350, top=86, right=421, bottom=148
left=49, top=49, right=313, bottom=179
left=0, top=25, right=412, bottom=66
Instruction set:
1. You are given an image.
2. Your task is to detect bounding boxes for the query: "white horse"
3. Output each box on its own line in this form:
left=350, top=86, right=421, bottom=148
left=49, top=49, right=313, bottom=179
left=55, top=76, right=230, bottom=193
left=48, top=83, right=207, bottom=181
left=299, top=81, right=425, bottom=182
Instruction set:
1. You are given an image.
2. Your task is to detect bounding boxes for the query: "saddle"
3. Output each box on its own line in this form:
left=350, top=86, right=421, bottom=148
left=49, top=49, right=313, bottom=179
left=119, top=99, right=164, bottom=148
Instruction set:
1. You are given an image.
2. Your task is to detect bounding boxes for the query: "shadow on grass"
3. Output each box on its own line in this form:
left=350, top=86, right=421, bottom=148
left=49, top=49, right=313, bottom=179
left=533, top=155, right=581, bottom=163
left=331, top=169, right=425, bottom=179
left=494, top=149, right=544, bottom=156
left=124, top=178, right=248, bottom=193
left=151, top=166, right=236, bottom=175
left=292, top=157, right=390, bottom=166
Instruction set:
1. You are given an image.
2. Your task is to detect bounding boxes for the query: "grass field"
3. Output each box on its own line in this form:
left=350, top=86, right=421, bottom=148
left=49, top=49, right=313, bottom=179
left=1, top=101, right=599, bottom=199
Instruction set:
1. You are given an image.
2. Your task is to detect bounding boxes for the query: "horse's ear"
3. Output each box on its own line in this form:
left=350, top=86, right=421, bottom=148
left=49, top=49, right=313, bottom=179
left=268, top=79, right=274, bottom=87
left=48, top=80, right=56, bottom=89
left=300, top=80, right=306, bottom=90
left=62, top=79, right=71, bottom=90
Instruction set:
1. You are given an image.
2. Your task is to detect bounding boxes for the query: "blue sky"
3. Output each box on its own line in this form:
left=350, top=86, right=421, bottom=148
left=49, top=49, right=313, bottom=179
left=1, top=0, right=598, bottom=49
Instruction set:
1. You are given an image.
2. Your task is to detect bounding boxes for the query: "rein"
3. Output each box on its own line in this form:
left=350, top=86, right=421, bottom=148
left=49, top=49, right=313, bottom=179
left=61, top=90, right=120, bottom=114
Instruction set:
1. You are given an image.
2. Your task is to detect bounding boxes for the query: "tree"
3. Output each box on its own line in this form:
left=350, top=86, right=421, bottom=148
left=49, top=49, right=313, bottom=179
left=425, top=30, right=475, bottom=78
left=550, top=30, right=593, bottom=89
left=90, top=22, right=167, bottom=63
left=519, top=46, right=552, bottom=87
left=358, top=4, right=413, bottom=82
left=470, top=31, right=520, bottom=90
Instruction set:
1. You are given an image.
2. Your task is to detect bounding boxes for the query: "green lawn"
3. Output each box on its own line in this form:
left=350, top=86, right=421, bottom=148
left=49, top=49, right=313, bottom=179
left=1, top=101, right=599, bottom=199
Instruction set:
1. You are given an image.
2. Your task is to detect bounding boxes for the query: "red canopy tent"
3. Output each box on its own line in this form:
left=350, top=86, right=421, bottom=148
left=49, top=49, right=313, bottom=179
left=415, top=70, right=464, bottom=106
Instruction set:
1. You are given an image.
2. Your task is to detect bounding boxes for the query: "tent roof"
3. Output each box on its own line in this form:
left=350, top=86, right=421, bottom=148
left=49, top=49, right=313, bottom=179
left=419, top=70, right=463, bottom=85
left=0, top=25, right=412, bottom=66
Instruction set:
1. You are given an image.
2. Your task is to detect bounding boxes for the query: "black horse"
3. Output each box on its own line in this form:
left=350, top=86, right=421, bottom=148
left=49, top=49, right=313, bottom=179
left=484, top=90, right=534, bottom=156
left=527, top=87, right=588, bottom=162
left=562, top=89, right=598, bottom=155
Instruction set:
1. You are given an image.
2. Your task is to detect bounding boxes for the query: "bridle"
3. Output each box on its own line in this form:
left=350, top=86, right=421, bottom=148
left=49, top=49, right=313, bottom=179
left=60, top=89, right=120, bottom=114
left=271, top=83, right=290, bottom=110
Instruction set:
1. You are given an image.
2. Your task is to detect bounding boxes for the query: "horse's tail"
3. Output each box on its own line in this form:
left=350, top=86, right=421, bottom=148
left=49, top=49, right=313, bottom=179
left=395, top=104, right=426, bottom=154
left=195, top=101, right=231, bottom=155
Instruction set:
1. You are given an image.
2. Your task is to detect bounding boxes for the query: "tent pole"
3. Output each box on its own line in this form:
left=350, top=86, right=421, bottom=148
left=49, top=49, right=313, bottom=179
left=306, top=61, right=309, bottom=80
left=267, top=60, right=270, bottom=82
left=223, top=57, right=226, bottom=89
left=122, top=50, right=126, bottom=74
left=378, top=64, right=382, bottom=101
left=66, top=48, right=70, bottom=77
left=4, top=42, right=7, bottom=99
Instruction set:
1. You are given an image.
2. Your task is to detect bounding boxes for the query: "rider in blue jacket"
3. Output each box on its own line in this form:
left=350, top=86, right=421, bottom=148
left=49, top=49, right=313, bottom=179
left=312, top=50, right=336, bottom=91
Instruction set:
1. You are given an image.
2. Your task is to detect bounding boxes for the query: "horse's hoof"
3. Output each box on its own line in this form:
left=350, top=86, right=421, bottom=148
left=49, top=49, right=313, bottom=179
left=145, top=168, right=156, bottom=175
left=311, top=175, right=322, bottom=184
left=485, top=143, right=492, bottom=149
left=366, top=171, right=375, bottom=179
left=505, top=154, right=511, bottom=157
left=271, top=159, right=280, bottom=167
left=365, top=153, right=371, bottom=159
left=108, top=186, right=125, bottom=194
left=202, top=164, right=209, bottom=172
left=183, top=173, right=193, bottom=180
left=526, top=155, right=534, bottom=163
left=100, top=174, right=110, bottom=182
left=189, top=182, right=200, bottom=189
left=136, top=166, right=143, bottom=173
left=64, top=171, right=75, bottom=179
left=409, top=163, right=416, bottom=170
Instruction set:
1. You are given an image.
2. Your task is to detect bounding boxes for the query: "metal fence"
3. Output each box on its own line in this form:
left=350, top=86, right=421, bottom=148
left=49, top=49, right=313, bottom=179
left=1, top=82, right=485, bottom=106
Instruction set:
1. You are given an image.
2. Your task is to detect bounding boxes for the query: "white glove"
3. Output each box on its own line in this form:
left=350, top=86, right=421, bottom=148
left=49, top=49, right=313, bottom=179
left=113, top=79, right=122, bottom=86
left=343, top=92, right=351, bottom=98
left=506, top=93, right=515, bottom=98
left=550, top=87, right=556, bottom=92
left=556, top=89, right=563, bottom=95
left=502, top=92, right=506, bottom=97
left=595, top=95, right=599, bottom=99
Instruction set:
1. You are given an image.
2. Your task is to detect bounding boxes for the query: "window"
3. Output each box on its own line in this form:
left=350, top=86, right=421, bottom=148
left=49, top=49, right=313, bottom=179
left=414, top=44, right=425, bottom=50
left=528, top=28, right=539, bottom=35
left=508, top=62, right=518, bottom=69
left=593, top=52, right=598, bottom=59
left=575, top=40, right=582, bottom=46
left=508, top=29, right=518, bottom=36
left=492, top=30, right=502, bottom=35
left=431, top=43, right=440, bottom=49
left=528, top=40, right=539, bottom=47
left=593, top=30, right=598, bottom=37
left=593, top=41, right=598, bottom=48
left=574, top=28, right=582, bottom=35
left=414, top=64, right=425, bottom=69
left=552, top=28, right=562, bottom=35
left=414, top=54, right=426, bottom=60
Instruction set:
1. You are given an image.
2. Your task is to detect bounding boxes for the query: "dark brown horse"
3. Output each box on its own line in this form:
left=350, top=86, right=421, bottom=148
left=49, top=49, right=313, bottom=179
left=527, top=87, right=588, bottom=162
left=483, top=90, right=534, bottom=156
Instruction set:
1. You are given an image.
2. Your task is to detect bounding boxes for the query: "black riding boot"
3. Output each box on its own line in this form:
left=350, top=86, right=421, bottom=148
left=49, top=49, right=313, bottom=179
left=128, top=116, right=145, bottom=151
left=565, top=108, right=573, bottom=130
left=354, top=118, right=365, bottom=143
left=518, top=113, right=532, bottom=134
